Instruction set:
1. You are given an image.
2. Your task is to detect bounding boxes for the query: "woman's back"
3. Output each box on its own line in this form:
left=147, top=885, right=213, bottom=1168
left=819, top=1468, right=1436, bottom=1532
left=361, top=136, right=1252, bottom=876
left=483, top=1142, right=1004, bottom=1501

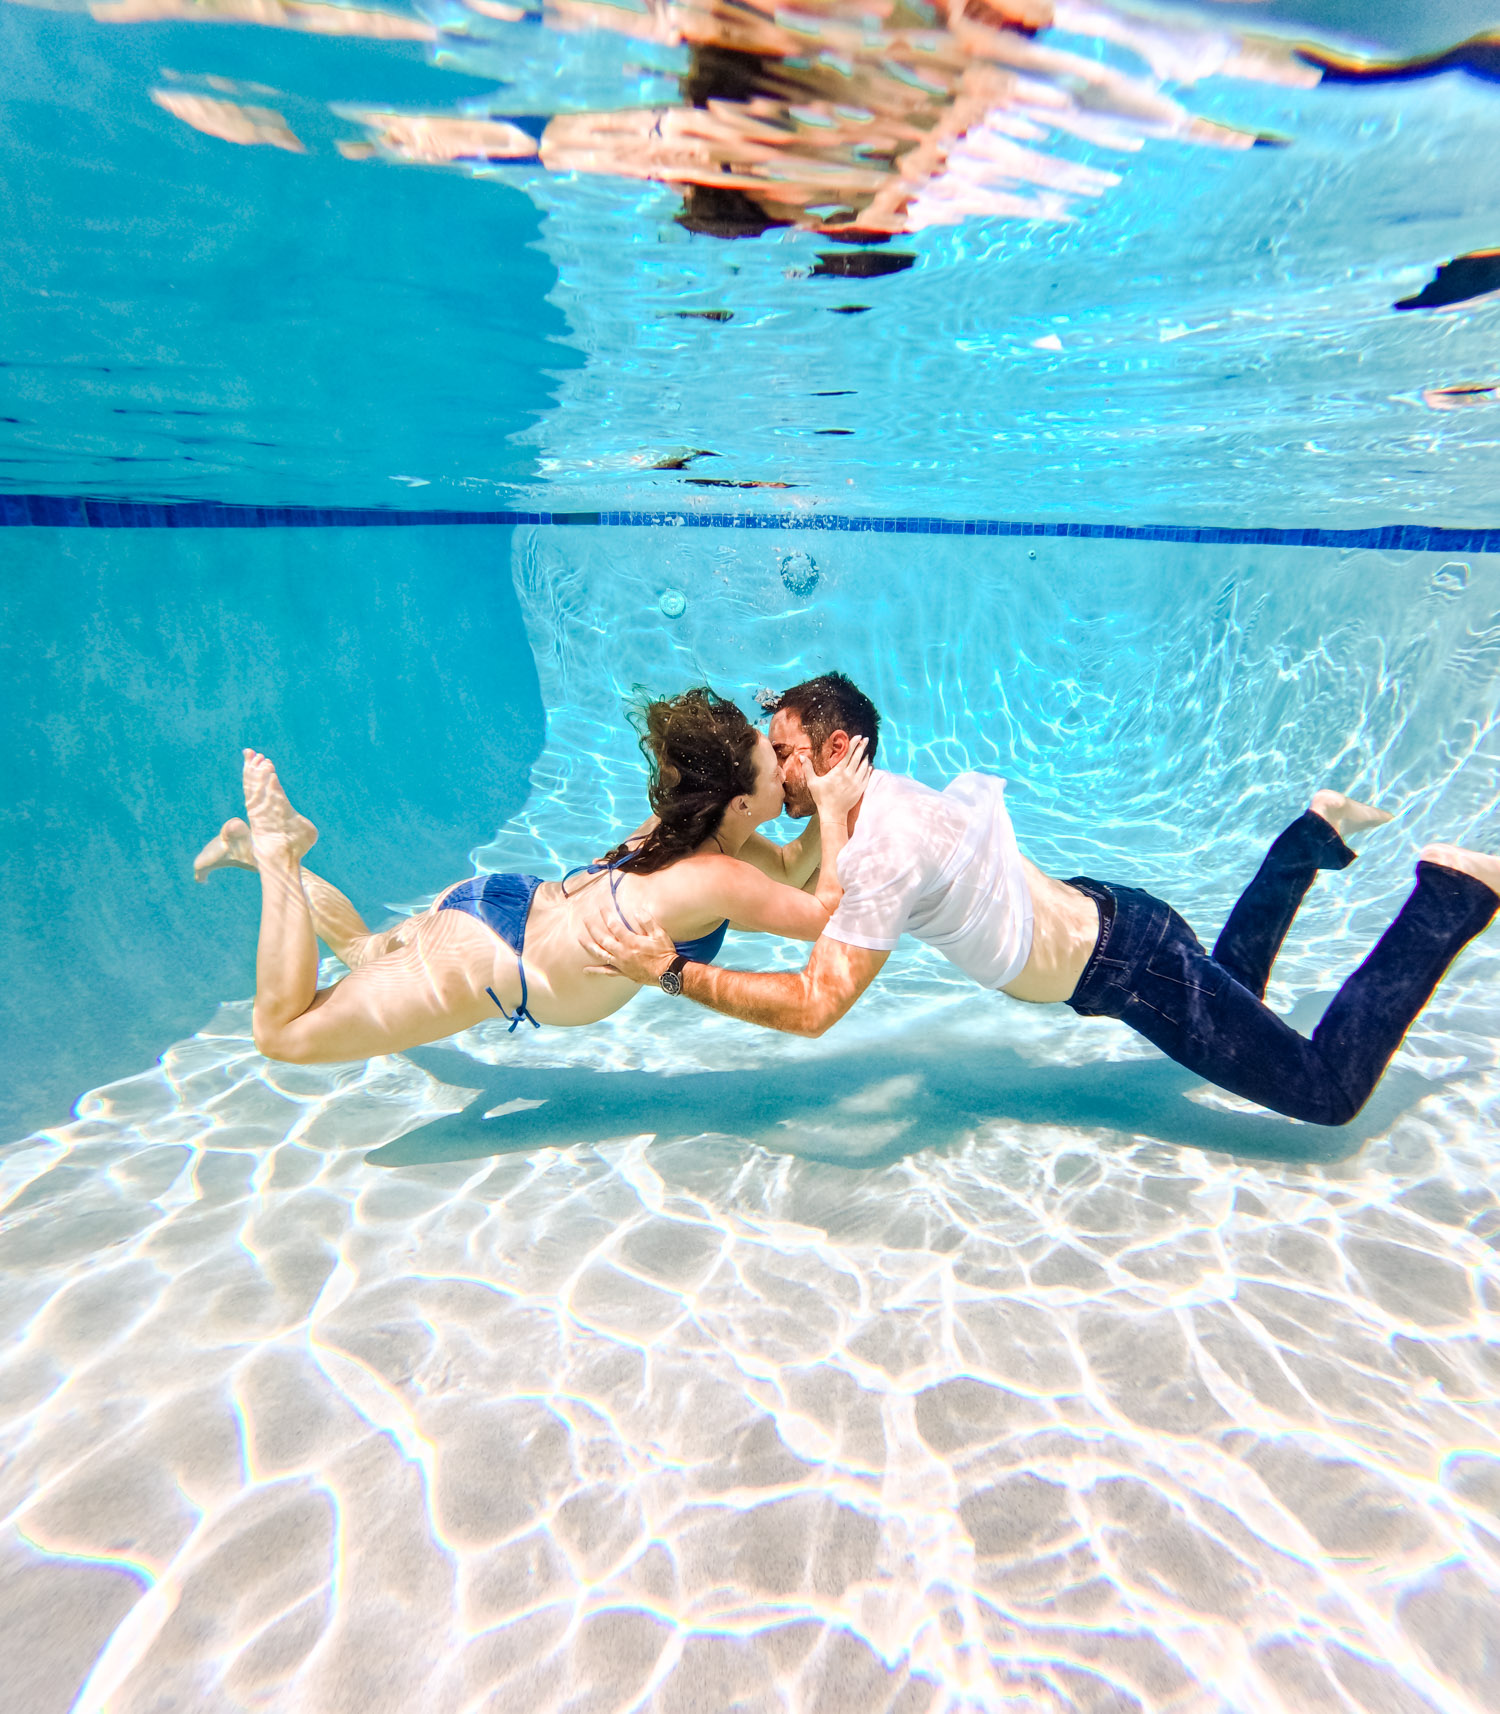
left=512, top=849, right=811, bottom=1026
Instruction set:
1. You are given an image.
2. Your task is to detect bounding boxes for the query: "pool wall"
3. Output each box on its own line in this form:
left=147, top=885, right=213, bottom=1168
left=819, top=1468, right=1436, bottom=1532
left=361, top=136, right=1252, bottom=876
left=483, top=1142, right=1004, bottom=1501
left=1, top=526, right=543, bottom=1141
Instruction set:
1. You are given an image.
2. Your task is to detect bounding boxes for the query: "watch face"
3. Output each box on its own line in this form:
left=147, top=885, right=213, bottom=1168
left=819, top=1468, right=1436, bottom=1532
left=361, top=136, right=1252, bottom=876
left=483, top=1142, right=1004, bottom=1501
left=660, top=967, right=684, bottom=996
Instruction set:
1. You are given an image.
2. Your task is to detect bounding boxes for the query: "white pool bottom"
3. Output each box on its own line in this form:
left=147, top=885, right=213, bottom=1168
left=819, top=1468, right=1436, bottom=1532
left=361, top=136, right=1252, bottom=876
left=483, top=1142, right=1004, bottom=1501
left=3, top=988, right=1499, bottom=1714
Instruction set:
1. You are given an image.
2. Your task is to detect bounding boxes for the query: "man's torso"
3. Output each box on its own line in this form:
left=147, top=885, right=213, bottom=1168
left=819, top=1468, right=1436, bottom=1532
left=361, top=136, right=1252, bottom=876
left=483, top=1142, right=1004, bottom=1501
left=824, top=769, right=1036, bottom=990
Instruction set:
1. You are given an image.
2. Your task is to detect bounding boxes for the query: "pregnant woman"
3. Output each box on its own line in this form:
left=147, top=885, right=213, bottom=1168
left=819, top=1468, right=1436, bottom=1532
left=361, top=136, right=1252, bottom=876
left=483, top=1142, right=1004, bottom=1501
left=194, top=689, right=869, bottom=1064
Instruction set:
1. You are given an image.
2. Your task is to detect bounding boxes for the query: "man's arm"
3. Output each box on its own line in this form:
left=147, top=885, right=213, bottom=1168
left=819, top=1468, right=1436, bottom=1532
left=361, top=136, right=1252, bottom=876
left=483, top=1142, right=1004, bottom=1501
left=585, top=906, right=888, bottom=1036
left=683, top=936, right=887, bottom=1035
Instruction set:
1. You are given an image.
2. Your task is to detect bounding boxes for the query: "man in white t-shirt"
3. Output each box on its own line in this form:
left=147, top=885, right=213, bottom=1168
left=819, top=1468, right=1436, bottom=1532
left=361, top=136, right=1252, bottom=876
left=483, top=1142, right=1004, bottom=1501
left=586, top=673, right=1500, bottom=1128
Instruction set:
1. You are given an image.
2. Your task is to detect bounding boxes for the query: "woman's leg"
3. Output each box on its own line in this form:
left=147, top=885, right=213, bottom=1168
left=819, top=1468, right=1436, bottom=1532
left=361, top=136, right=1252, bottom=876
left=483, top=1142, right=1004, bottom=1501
left=258, top=914, right=503, bottom=1062
left=196, top=815, right=407, bottom=967
left=240, top=752, right=500, bottom=1063
left=242, top=752, right=323, bottom=1055
left=1211, top=791, right=1390, bottom=998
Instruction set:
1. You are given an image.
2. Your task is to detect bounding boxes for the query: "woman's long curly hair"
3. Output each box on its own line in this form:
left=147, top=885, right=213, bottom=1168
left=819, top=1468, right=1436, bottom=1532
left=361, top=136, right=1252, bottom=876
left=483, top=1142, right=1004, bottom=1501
left=601, top=687, right=761, bottom=875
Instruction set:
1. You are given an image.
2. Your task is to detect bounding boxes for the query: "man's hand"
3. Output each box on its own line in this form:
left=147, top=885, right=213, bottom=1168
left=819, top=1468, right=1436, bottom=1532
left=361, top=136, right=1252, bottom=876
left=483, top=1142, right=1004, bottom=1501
left=581, top=899, right=678, bottom=985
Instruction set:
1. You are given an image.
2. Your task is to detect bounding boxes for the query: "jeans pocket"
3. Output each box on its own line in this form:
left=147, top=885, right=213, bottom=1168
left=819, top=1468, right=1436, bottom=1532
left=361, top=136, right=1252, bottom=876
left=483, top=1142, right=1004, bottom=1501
left=1142, top=919, right=1227, bottom=1027
left=1070, top=961, right=1127, bottom=1018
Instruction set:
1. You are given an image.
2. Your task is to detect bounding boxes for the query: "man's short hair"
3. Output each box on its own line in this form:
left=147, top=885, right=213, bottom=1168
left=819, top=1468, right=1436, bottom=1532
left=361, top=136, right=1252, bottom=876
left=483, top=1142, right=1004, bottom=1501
left=771, top=672, right=880, bottom=764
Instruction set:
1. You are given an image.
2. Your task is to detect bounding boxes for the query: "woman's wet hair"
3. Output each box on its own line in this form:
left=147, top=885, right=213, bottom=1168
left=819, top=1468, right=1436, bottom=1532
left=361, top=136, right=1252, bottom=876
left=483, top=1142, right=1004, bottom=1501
left=603, top=687, right=761, bottom=873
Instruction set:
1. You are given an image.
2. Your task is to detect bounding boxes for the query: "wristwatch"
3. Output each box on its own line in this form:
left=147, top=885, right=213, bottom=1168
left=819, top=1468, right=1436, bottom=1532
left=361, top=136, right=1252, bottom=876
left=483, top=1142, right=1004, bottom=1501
left=659, top=954, right=691, bottom=997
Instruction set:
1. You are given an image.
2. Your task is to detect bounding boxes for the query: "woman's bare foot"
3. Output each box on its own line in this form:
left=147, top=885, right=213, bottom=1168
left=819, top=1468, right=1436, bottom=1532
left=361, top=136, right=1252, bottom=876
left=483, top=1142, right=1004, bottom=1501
left=242, top=750, right=318, bottom=860
left=1418, top=843, right=1500, bottom=897
left=193, top=817, right=257, bottom=882
left=1310, top=789, right=1393, bottom=843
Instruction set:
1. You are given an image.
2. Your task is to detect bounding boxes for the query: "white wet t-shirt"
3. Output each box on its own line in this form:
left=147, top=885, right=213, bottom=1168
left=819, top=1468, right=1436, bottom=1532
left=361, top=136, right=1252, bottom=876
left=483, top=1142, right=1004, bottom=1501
left=824, top=769, right=1034, bottom=989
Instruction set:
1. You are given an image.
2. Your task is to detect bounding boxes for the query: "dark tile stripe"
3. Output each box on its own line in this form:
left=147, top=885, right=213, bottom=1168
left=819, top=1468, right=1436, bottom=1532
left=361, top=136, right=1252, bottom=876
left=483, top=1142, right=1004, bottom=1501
left=1, top=493, right=1496, bottom=552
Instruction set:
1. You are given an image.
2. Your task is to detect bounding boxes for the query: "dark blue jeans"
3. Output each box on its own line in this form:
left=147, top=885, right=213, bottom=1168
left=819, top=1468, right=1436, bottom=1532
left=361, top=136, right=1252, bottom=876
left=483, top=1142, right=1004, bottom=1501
left=1065, top=812, right=1498, bottom=1125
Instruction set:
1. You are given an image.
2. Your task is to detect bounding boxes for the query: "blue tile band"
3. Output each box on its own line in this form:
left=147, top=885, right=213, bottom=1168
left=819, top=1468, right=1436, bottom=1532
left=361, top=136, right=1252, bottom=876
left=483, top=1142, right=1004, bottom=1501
left=1, top=493, right=1497, bottom=552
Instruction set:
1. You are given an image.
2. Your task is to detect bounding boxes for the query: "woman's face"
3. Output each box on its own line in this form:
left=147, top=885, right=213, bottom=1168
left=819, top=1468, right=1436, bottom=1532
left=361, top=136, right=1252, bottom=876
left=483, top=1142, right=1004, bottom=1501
left=744, top=732, right=786, bottom=825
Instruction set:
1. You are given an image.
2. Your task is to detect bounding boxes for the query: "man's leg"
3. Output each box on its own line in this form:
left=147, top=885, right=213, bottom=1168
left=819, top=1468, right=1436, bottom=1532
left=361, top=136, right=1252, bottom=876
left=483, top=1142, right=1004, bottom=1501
left=1305, top=855, right=1500, bottom=1114
left=1211, top=791, right=1389, bottom=998
left=1108, top=857, right=1496, bottom=1125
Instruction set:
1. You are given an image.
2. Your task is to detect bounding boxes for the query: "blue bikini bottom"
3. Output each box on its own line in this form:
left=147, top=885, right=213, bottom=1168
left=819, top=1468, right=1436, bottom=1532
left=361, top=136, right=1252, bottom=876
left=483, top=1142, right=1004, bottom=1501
left=437, top=873, right=544, bottom=1032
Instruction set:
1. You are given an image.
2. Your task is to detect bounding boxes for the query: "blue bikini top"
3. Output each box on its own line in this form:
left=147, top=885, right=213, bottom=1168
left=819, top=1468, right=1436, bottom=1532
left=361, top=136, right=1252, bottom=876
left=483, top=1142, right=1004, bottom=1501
left=564, top=845, right=729, bottom=964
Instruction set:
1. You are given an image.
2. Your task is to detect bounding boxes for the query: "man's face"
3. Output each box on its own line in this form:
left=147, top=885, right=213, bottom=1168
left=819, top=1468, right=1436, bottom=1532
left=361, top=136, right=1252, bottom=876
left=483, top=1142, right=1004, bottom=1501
left=769, top=709, right=822, bottom=818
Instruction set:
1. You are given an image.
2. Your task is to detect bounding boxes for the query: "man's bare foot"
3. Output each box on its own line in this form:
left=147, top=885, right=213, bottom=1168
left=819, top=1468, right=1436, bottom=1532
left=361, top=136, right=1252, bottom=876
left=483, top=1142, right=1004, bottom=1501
left=1310, top=789, right=1394, bottom=843
left=242, top=750, right=318, bottom=860
left=1418, top=843, right=1500, bottom=897
left=193, top=817, right=257, bottom=882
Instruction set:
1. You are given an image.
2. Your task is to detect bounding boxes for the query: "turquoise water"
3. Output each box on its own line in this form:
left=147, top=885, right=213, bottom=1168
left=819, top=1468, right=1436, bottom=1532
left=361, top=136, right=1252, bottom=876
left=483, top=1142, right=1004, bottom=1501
left=7, top=524, right=1500, bottom=1712
left=5, top=1, right=1500, bottom=1710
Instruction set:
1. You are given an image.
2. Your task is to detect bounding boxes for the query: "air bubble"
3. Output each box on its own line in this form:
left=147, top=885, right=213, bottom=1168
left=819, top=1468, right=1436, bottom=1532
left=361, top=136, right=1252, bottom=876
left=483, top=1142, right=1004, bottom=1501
left=781, top=550, right=819, bottom=597
left=1433, top=561, right=1470, bottom=593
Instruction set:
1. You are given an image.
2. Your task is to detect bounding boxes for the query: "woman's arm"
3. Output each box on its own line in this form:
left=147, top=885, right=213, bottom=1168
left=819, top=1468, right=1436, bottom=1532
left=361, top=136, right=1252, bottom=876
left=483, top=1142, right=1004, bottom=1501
left=680, top=856, right=833, bottom=941
left=803, top=737, right=872, bottom=915
left=734, top=815, right=822, bottom=889
left=734, top=738, right=871, bottom=894
left=665, top=740, right=871, bottom=940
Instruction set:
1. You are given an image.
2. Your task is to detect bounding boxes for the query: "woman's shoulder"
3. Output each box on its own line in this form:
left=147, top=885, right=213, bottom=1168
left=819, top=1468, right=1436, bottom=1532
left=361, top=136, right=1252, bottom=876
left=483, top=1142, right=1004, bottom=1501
left=640, top=849, right=739, bottom=883
left=635, top=851, right=751, bottom=903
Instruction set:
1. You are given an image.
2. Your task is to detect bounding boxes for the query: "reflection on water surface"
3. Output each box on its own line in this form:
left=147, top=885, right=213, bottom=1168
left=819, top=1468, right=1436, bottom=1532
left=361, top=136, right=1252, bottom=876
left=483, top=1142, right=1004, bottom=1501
left=115, top=0, right=1329, bottom=234
left=5, top=0, right=1500, bottom=514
